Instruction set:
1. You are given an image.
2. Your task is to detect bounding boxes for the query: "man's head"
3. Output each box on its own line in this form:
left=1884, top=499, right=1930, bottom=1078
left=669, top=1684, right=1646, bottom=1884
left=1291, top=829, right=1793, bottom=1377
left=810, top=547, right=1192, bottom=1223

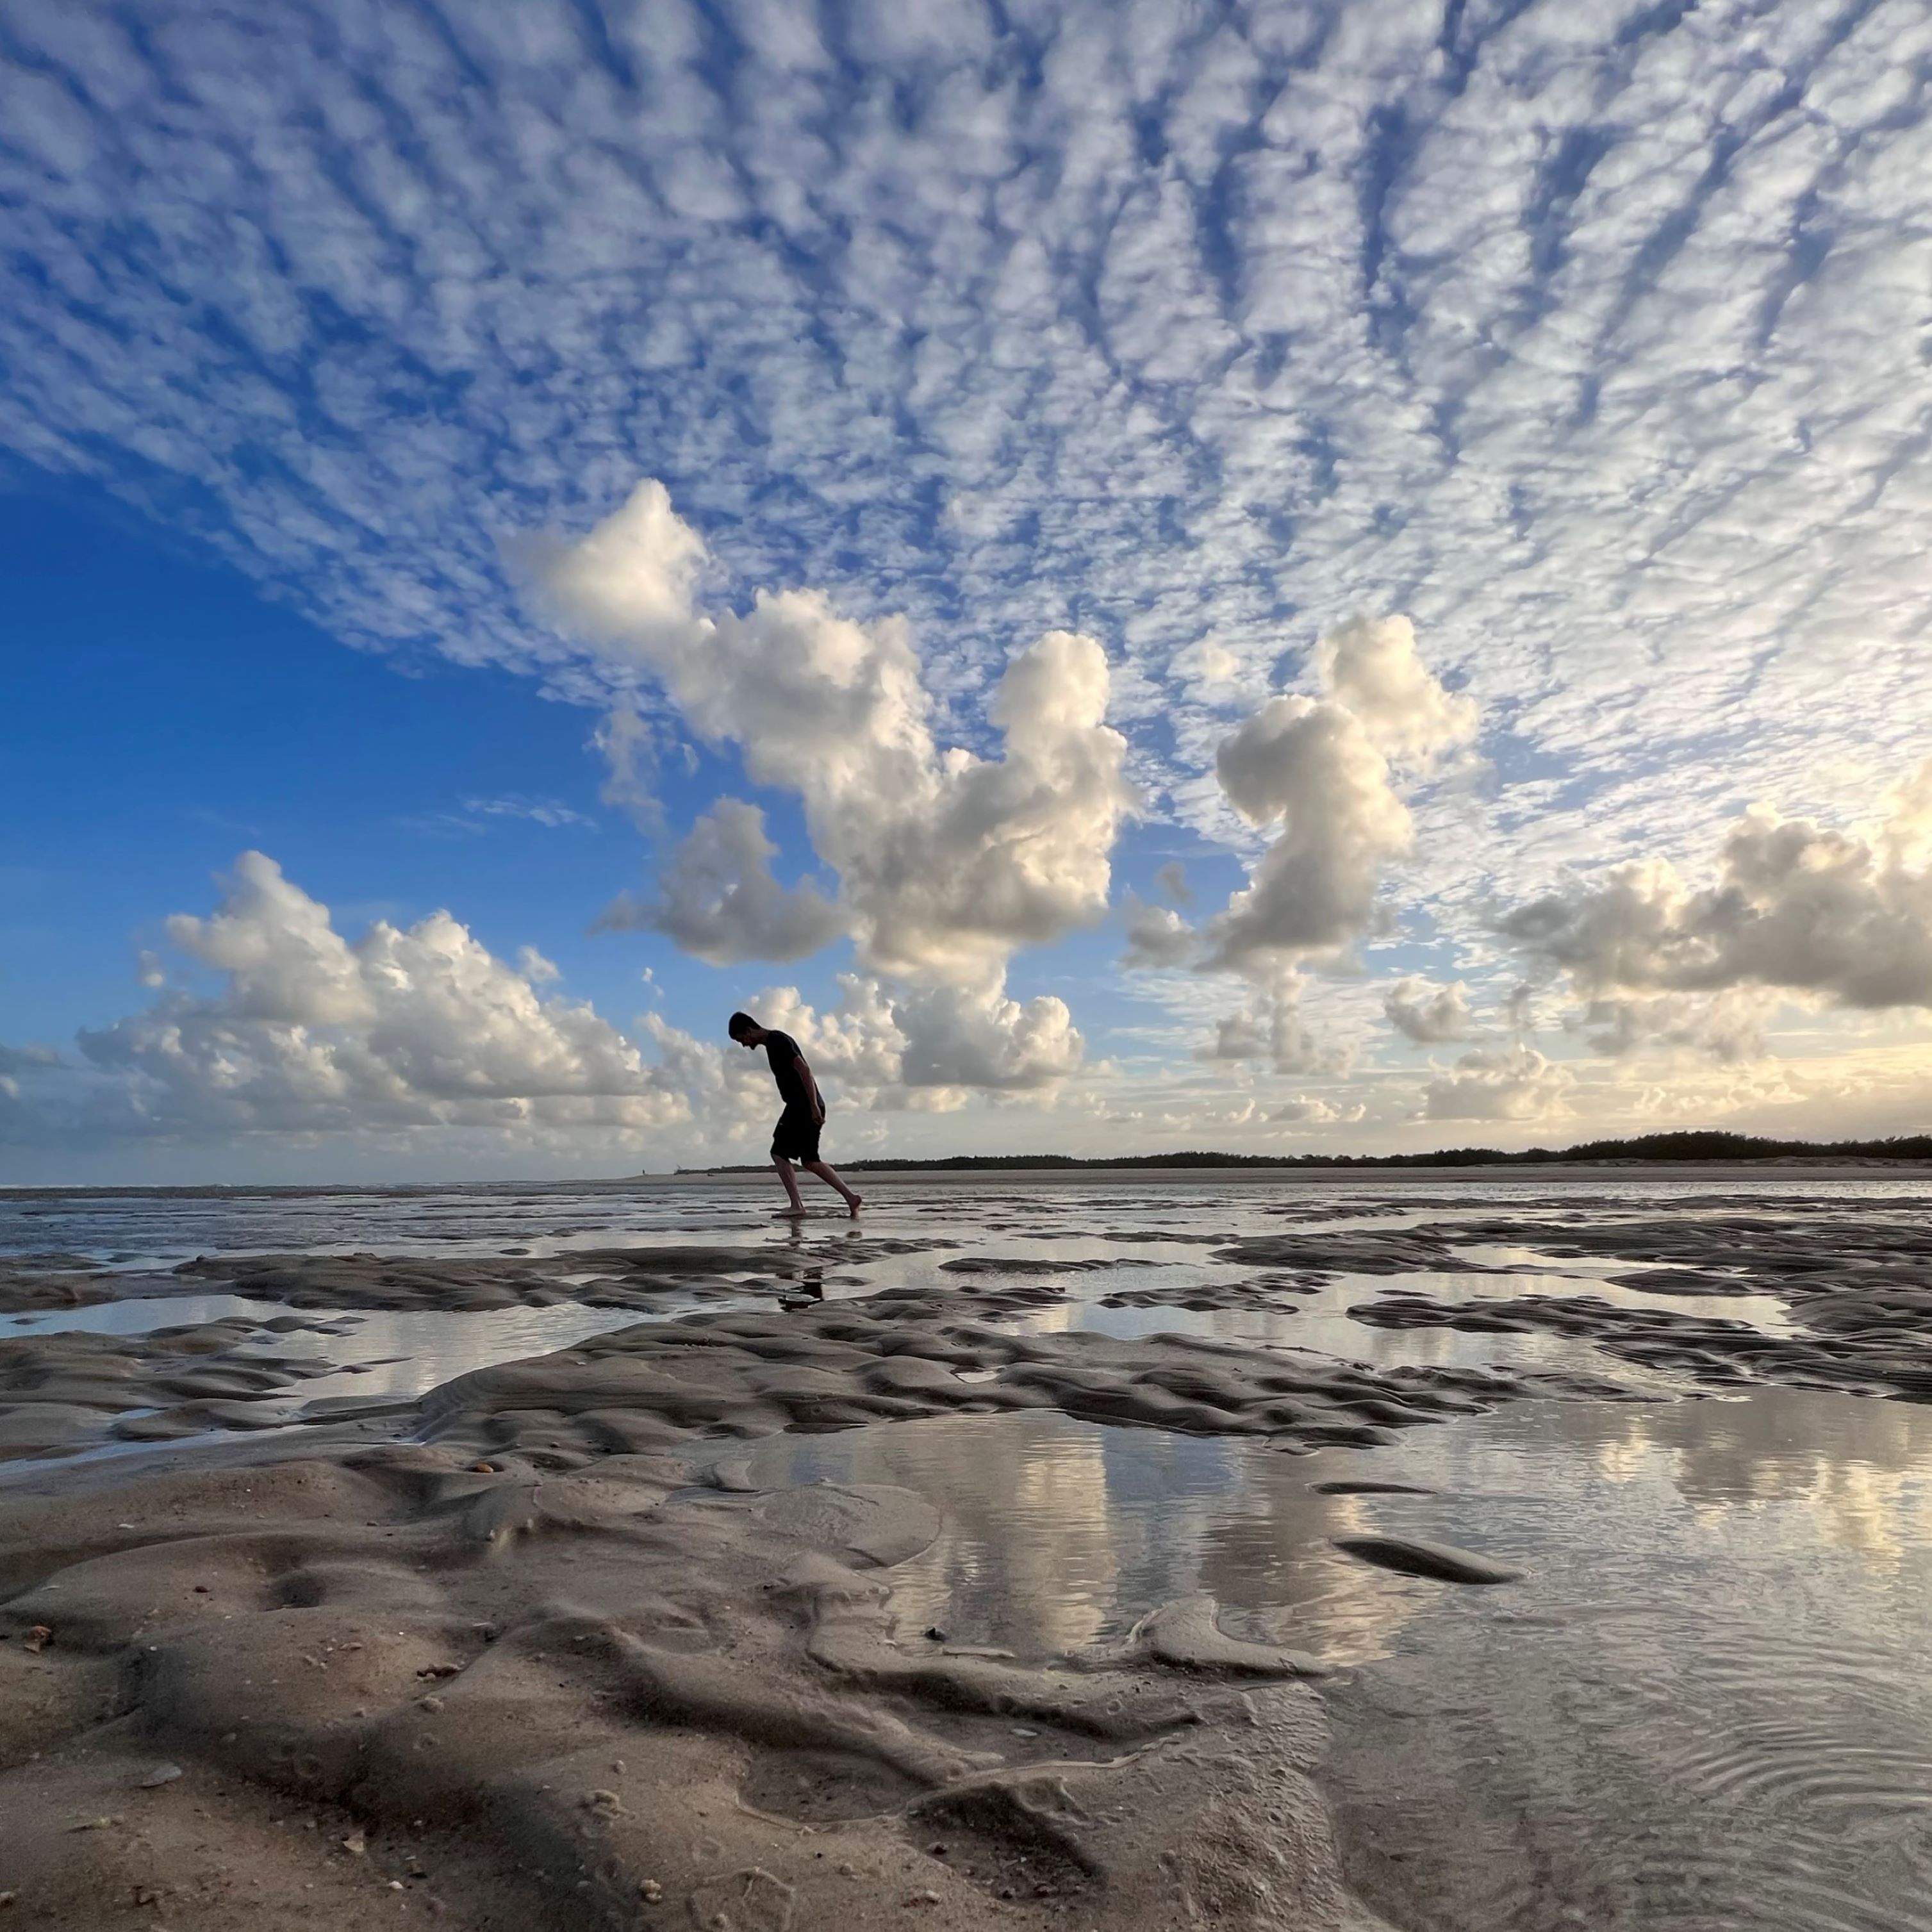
left=727, top=1011, right=765, bottom=1048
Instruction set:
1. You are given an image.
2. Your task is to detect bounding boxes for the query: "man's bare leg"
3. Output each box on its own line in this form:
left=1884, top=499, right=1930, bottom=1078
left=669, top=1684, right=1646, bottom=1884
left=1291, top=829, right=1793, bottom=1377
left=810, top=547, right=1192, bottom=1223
left=772, top=1157, right=807, bottom=1215
left=804, top=1159, right=863, bottom=1216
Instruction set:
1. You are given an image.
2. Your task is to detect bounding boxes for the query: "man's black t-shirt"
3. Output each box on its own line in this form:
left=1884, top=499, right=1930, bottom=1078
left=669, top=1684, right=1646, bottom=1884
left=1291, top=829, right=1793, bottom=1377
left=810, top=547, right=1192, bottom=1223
left=761, top=1031, right=814, bottom=1112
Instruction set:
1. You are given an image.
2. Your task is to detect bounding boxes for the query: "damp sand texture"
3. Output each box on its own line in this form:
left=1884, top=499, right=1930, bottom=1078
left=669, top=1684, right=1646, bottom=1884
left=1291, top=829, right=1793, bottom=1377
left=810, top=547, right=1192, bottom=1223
left=4, top=1174, right=1932, bottom=1931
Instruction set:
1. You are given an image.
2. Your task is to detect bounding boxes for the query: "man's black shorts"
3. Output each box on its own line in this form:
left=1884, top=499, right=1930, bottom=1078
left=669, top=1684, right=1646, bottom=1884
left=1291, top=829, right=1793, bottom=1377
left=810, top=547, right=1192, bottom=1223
left=772, top=1107, right=822, bottom=1163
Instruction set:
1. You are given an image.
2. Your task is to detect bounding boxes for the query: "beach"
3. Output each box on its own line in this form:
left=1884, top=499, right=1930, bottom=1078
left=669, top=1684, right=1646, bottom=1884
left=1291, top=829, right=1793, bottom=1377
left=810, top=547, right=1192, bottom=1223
left=4, top=1171, right=1931, bottom=1930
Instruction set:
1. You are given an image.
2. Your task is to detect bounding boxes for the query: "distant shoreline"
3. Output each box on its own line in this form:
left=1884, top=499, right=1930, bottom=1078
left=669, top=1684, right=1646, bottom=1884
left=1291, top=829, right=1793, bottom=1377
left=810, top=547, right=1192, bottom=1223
left=8, top=1160, right=1931, bottom=1201
left=7, top=1134, right=1932, bottom=1197
left=684, top=1130, right=1932, bottom=1178
left=664, top=1159, right=1932, bottom=1189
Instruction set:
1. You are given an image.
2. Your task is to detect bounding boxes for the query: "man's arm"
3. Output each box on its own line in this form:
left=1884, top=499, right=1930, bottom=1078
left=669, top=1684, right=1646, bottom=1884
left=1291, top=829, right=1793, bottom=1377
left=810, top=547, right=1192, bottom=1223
left=795, top=1054, right=827, bottom=1123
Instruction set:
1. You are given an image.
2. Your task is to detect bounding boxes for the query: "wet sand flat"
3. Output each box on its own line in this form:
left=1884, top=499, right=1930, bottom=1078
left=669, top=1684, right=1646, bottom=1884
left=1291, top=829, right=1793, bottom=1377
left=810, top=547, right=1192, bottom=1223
left=4, top=1173, right=1932, bottom=1930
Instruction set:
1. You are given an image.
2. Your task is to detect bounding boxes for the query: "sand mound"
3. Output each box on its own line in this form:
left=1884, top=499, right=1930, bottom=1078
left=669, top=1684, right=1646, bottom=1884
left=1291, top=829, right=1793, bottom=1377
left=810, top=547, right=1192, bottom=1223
left=0, top=1435, right=1396, bottom=1931
left=1100, top=1272, right=1327, bottom=1312
left=0, top=1263, right=1548, bottom=1926
left=1350, top=1287, right=1932, bottom=1401
left=413, top=1298, right=1538, bottom=1469
left=1212, top=1230, right=1482, bottom=1275
left=0, top=1318, right=384, bottom=1462
left=170, top=1239, right=957, bottom=1313
left=0, top=1264, right=118, bottom=1315
left=1412, top=1201, right=1932, bottom=1300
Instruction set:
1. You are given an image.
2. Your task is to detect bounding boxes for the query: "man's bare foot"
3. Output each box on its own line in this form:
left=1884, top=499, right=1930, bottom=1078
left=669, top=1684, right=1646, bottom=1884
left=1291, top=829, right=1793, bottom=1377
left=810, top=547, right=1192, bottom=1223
left=847, top=1194, right=864, bottom=1217
left=773, top=1205, right=806, bottom=1218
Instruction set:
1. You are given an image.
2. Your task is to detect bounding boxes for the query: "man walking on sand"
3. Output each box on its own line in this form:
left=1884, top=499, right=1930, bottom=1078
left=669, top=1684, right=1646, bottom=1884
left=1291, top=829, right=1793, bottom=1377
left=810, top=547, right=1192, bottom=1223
left=729, top=1011, right=864, bottom=1218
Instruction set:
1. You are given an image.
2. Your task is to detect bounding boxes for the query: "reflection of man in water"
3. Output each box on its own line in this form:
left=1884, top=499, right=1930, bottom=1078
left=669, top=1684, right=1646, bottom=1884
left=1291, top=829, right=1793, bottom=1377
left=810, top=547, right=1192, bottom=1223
left=779, top=1263, right=827, bottom=1309
left=728, top=1011, right=864, bottom=1219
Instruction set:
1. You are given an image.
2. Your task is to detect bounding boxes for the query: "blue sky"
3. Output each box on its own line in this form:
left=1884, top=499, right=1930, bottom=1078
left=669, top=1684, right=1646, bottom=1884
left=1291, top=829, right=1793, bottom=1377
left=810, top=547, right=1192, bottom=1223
left=4, top=0, right=1932, bottom=1180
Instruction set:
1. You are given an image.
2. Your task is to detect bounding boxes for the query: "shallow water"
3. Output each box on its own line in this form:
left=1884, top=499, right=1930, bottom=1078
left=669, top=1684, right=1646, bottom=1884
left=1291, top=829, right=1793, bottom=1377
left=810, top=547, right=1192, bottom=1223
left=8, top=1176, right=1932, bottom=1929
left=0, top=1178, right=772, bottom=1271
left=0, top=1180, right=1739, bottom=1393
left=0, top=1177, right=1908, bottom=1453
left=4, top=1294, right=713, bottom=1403
left=6, top=1171, right=1931, bottom=1270
left=6, top=1292, right=288, bottom=1333
left=750, top=1390, right=1932, bottom=1932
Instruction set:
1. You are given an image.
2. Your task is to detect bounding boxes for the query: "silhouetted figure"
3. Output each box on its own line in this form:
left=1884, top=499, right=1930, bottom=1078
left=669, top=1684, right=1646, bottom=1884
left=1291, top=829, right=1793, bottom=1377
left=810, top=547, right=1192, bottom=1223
left=728, top=1011, right=864, bottom=1218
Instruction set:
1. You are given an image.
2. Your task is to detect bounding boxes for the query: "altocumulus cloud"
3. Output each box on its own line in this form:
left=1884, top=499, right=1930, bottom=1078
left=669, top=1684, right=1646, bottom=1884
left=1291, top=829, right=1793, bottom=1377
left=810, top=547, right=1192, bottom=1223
left=4, top=0, right=1930, bottom=932
left=6, top=0, right=1932, bottom=1148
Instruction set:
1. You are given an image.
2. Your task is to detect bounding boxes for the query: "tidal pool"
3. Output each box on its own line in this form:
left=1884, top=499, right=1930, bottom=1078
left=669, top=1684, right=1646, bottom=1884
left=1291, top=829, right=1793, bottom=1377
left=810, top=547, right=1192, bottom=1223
left=8, top=1175, right=1932, bottom=1929
left=750, top=1387, right=1932, bottom=1932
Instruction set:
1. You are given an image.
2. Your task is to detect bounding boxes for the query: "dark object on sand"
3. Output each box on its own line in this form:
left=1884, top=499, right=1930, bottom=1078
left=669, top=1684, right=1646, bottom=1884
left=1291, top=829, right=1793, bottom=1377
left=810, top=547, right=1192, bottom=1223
left=1331, top=1534, right=1523, bottom=1584
left=1312, top=1480, right=1437, bottom=1496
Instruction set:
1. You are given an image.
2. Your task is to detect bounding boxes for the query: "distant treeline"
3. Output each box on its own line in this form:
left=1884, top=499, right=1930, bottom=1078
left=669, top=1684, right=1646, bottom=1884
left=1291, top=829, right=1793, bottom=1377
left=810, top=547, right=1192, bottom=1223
left=683, top=1130, right=1932, bottom=1175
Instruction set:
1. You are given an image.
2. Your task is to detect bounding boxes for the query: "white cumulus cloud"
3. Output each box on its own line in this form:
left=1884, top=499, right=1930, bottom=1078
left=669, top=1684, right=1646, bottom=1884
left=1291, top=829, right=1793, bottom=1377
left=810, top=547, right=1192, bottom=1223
left=597, top=798, right=845, bottom=966
left=533, top=480, right=1135, bottom=987
left=1196, top=972, right=1347, bottom=1077
left=1421, top=1046, right=1573, bottom=1123
left=1313, top=615, right=1478, bottom=770
left=1207, top=696, right=1413, bottom=967
left=895, top=982, right=1083, bottom=1094
left=739, top=973, right=1082, bottom=1107
left=2, top=857, right=1096, bottom=1159
left=1577, top=991, right=1776, bottom=1064
left=1120, top=896, right=1198, bottom=969
left=1502, top=762, right=1932, bottom=1046
left=66, top=852, right=690, bottom=1139
left=1203, top=614, right=1467, bottom=973
left=1383, top=977, right=1473, bottom=1044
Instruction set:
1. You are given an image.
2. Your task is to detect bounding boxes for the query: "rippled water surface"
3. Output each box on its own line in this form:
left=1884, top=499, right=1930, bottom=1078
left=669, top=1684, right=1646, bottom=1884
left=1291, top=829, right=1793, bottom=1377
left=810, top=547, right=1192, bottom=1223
left=7, top=1175, right=1932, bottom=1929
left=6, top=1169, right=1929, bottom=1268
left=754, top=1391, right=1932, bottom=1932
left=0, top=1176, right=1754, bottom=1396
